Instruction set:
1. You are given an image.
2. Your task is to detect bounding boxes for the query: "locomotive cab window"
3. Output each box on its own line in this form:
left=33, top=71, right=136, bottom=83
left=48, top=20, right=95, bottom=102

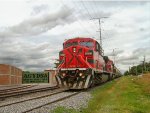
left=79, top=41, right=94, bottom=48
left=64, top=42, right=78, bottom=48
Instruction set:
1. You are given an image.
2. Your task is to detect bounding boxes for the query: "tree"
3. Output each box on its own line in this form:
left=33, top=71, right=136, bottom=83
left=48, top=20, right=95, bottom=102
left=124, top=71, right=129, bottom=76
left=126, top=62, right=150, bottom=76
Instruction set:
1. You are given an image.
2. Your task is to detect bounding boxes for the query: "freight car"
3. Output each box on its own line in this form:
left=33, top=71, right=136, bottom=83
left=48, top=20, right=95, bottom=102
left=55, top=37, right=121, bottom=89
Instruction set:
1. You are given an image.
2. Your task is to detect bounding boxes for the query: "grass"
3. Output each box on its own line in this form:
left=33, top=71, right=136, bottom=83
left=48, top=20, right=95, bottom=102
left=52, top=74, right=150, bottom=113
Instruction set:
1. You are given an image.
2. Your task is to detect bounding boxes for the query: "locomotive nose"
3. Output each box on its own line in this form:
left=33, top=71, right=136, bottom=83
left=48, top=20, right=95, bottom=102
left=65, top=46, right=84, bottom=68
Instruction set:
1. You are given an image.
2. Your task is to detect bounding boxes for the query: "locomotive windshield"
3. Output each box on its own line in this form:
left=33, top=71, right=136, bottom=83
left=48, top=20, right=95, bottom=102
left=79, top=41, right=94, bottom=47
left=64, top=42, right=78, bottom=48
left=64, top=40, right=94, bottom=48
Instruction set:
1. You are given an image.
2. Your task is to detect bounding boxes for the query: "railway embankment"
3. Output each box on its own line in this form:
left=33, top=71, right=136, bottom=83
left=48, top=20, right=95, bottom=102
left=53, top=74, right=150, bottom=113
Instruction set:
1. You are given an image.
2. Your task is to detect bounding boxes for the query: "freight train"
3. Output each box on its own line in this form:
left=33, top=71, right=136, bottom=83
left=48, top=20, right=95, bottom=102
left=55, top=37, right=121, bottom=89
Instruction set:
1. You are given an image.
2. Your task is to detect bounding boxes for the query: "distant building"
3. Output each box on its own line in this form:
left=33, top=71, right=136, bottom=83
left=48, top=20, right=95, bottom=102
left=0, top=64, right=22, bottom=85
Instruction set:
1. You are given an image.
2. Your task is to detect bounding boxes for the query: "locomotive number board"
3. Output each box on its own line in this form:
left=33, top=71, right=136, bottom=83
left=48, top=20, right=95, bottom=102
left=22, top=72, right=49, bottom=83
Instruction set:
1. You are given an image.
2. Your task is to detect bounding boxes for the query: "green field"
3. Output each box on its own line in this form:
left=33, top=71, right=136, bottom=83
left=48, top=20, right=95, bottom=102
left=53, top=74, right=150, bottom=113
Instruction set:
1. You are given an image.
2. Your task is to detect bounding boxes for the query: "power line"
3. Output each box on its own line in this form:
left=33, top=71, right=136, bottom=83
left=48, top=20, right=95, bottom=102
left=71, top=1, right=98, bottom=37
left=93, top=0, right=99, bottom=15
left=60, top=0, right=95, bottom=37
left=81, top=1, right=93, bottom=19
left=80, top=0, right=98, bottom=26
left=81, top=1, right=114, bottom=57
left=89, top=1, right=98, bottom=18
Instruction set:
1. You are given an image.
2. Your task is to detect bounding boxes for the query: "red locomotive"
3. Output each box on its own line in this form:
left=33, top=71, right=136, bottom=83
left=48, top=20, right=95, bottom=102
left=55, top=37, right=121, bottom=89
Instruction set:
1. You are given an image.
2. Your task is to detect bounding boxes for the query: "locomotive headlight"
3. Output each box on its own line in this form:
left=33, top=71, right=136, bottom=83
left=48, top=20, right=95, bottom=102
left=73, top=47, right=76, bottom=52
left=62, top=73, right=66, bottom=76
left=79, top=73, right=83, bottom=76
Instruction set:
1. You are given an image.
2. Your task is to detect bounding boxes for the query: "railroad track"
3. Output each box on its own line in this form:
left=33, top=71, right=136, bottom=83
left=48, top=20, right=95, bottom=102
left=0, top=79, right=117, bottom=113
left=0, top=88, right=66, bottom=108
left=0, top=85, right=59, bottom=99
left=0, top=85, right=36, bottom=93
left=23, top=91, right=80, bottom=113
left=0, top=89, right=80, bottom=113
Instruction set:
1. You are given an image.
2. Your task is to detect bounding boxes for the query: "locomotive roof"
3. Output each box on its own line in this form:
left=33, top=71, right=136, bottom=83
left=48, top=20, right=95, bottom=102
left=64, top=37, right=97, bottom=43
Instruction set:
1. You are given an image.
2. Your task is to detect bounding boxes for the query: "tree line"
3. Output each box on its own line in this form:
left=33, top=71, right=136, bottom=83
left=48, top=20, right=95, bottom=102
left=124, top=62, right=150, bottom=75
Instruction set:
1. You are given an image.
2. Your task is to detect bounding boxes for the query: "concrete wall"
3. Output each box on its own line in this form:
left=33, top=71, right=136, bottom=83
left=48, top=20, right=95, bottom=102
left=0, top=64, right=22, bottom=85
left=44, top=69, right=57, bottom=86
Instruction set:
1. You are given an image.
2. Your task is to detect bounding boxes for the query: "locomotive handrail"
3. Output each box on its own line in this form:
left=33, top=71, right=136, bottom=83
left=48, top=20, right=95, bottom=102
left=56, top=61, right=65, bottom=71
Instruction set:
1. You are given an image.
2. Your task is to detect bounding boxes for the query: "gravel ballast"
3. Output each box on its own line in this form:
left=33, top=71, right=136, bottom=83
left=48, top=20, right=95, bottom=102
left=0, top=91, right=91, bottom=113
left=29, top=92, right=91, bottom=113
left=0, top=91, right=76, bottom=113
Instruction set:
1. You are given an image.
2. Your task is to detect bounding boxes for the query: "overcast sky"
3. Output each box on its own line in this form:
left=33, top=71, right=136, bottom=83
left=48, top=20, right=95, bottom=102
left=0, top=0, right=150, bottom=72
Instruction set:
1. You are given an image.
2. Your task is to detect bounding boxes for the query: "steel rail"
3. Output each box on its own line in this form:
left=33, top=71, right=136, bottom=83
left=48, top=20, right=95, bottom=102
left=0, top=85, right=36, bottom=93
left=22, top=91, right=80, bottom=113
left=0, top=88, right=66, bottom=108
left=0, top=86, right=59, bottom=99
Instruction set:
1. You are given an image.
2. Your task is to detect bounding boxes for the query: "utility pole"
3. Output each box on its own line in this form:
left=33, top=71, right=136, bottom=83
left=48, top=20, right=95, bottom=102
left=92, top=17, right=108, bottom=55
left=132, top=63, right=135, bottom=75
left=112, top=48, right=118, bottom=66
left=141, top=61, right=144, bottom=74
left=141, top=56, right=146, bottom=74
left=143, top=55, right=146, bottom=72
left=136, top=64, right=138, bottom=76
left=133, top=62, right=137, bottom=75
left=142, top=55, right=147, bottom=73
left=129, top=66, right=131, bottom=75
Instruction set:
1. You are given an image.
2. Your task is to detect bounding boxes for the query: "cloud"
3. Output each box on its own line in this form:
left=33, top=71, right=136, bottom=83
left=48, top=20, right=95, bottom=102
left=105, top=50, right=124, bottom=56
left=117, top=56, right=139, bottom=62
left=0, top=6, right=74, bottom=38
left=0, top=37, right=59, bottom=71
left=0, top=1, right=150, bottom=73
left=31, top=4, right=49, bottom=15
left=133, top=47, right=150, bottom=56
left=115, top=47, right=150, bottom=66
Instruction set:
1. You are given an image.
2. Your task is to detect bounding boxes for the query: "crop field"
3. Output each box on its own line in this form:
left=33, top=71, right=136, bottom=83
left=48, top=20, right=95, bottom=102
left=53, top=74, right=150, bottom=113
